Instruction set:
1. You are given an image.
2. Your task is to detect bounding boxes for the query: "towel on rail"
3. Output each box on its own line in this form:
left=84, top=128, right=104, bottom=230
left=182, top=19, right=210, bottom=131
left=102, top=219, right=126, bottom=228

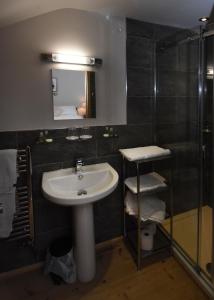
left=0, top=149, right=17, bottom=238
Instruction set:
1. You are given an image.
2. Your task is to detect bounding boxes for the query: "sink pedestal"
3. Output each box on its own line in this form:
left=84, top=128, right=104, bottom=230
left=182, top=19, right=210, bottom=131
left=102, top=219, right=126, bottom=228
left=73, top=203, right=96, bottom=282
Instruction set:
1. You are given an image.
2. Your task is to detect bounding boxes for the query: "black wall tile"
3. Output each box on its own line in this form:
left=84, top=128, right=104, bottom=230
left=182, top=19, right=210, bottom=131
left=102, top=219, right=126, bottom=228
left=127, top=18, right=154, bottom=38
left=153, top=24, right=180, bottom=41
left=127, top=97, right=153, bottom=124
left=127, top=37, right=154, bottom=68
left=157, top=71, right=177, bottom=97
left=0, top=132, right=17, bottom=149
left=176, top=98, right=188, bottom=123
left=0, top=241, right=35, bottom=272
left=157, top=47, right=178, bottom=71
left=31, top=139, right=97, bottom=166
left=178, top=42, right=199, bottom=72
left=158, top=71, right=198, bottom=98
left=35, top=227, right=72, bottom=258
left=156, top=97, right=177, bottom=124
left=17, top=130, right=40, bottom=148
left=97, top=138, right=115, bottom=156
left=157, top=123, right=188, bottom=144
left=189, top=98, right=198, bottom=123
left=116, top=124, right=153, bottom=149
left=127, top=67, right=153, bottom=97
left=176, top=72, right=198, bottom=97
left=35, top=197, right=71, bottom=234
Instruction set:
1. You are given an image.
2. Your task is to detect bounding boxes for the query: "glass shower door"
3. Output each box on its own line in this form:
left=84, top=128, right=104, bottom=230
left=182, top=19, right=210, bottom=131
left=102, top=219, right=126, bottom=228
left=156, top=23, right=214, bottom=291
left=156, top=29, right=201, bottom=268
left=198, top=34, right=214, bottom=281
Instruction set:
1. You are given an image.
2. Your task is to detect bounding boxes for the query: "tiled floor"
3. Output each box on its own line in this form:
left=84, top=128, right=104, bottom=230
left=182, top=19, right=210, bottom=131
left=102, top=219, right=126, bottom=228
left=0, top=239, right=209, bottom=300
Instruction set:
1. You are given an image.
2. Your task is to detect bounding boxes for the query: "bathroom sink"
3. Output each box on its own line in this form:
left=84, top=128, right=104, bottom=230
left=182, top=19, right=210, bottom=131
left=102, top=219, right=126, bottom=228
left=42, top=162, right=119, bottom=283
left=42, top=162, right=118, bottom=206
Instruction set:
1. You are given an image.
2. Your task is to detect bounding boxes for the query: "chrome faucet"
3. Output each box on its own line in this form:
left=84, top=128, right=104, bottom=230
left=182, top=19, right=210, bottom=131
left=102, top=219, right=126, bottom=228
left=75, top=158, right=84, bottom=173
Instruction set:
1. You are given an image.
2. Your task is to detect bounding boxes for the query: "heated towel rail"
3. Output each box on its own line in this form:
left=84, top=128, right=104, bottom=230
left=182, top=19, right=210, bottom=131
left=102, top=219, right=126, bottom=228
left=9, top=146, right=34, bottom=243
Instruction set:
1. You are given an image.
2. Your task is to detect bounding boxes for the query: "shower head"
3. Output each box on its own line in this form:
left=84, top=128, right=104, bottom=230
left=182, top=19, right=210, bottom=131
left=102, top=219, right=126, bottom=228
left=199, top=17, right=209, bottom=22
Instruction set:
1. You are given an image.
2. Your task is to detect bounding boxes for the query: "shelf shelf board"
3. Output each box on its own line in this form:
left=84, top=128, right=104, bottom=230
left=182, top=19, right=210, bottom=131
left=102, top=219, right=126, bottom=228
left=124, top=226, right=171, bottom=264
left=124, top=172, right=168, bottom=194
left=131, top=154, right=172, bottom=164
left=122, top=147, right=173, bottom=270
left=125, top=211, right=170, bottom=225
left=120, top=151, right=173, bottom=164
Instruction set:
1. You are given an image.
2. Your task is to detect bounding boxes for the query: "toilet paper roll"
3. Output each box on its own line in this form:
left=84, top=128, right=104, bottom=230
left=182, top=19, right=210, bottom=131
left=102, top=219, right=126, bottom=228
left=141, top=230, right=154, bottom=251
left=143, top=223, right=156, bottom=235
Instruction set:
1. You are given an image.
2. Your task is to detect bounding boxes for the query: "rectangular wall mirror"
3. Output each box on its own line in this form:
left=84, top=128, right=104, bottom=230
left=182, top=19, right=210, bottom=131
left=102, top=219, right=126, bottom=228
left=52, top=69, right=96, bottom=120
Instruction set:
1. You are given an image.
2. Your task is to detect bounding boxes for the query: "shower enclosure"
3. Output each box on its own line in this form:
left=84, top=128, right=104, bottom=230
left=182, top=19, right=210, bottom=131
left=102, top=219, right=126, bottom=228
left=155, top=20, right=214, bottom=295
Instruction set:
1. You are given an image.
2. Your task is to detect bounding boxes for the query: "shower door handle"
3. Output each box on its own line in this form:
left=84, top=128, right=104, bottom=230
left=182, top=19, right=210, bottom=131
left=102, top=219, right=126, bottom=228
left=202, top=145, right=206, bottom=161
left=203, top=128, right=211, bottom=133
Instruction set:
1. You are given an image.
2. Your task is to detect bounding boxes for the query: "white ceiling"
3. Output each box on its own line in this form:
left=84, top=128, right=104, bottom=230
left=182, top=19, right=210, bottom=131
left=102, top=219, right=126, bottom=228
left=0, top=0, right=213, bottom=29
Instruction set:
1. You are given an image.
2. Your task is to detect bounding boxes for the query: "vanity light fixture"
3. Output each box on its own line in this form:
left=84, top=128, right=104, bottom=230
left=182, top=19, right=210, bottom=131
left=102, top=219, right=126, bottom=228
left=42, top=53, right=102, bottom=66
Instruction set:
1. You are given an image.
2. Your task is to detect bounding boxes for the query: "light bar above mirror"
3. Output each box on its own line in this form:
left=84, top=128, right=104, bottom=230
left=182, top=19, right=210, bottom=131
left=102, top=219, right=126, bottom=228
left=42, top=53, right=102, bottom=66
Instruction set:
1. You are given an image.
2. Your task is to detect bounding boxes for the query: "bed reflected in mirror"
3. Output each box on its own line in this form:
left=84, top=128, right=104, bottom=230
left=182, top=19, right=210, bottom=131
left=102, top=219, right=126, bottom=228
left=52, top=69, right=96, bottom=120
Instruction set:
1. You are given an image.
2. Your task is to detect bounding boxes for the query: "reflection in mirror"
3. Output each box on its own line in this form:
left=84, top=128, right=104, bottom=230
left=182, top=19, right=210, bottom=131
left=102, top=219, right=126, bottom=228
left=52, top=69, right=96, bottom=120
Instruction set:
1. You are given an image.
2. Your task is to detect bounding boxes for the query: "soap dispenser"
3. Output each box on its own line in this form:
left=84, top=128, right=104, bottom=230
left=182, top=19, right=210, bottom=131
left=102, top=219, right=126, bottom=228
left=103, top=127, right=110, bottom=138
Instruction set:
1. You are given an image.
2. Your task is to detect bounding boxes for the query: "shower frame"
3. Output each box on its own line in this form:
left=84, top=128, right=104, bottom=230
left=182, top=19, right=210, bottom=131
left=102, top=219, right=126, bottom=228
left=155, top=25, right=214, bottom=296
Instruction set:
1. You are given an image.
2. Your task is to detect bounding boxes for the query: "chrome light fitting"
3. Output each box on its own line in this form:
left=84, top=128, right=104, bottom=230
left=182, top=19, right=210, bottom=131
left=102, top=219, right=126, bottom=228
left=199, top=17, right=209, bottom=22
left=42, top=53, right=102, bottom=66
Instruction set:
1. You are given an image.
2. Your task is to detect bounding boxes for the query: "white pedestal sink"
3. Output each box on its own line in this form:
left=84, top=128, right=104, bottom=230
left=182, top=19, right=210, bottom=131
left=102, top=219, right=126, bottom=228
left=42, top=163, right=119, bottom=282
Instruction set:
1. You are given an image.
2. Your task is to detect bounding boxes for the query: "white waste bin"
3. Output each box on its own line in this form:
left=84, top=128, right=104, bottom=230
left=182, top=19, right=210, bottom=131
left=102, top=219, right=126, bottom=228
left=44, top=237, right=76, bottom=284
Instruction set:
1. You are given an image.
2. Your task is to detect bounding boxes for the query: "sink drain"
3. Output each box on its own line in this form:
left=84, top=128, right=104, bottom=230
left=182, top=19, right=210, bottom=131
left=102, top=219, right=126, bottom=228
left=77, top=189, right=87, bottom=196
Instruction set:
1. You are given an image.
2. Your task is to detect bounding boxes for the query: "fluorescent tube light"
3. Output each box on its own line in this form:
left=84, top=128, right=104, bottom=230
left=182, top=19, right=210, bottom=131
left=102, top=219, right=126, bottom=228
left=42, top=53, right=102, bottom=66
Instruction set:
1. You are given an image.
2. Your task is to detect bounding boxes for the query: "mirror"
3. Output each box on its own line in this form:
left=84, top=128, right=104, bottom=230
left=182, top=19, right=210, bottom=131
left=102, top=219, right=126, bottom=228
left=52, top=69, right=96, bottom=120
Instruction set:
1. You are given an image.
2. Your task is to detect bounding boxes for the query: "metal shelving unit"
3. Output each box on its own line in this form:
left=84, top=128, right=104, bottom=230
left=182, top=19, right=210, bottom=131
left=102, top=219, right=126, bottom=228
left=121, top=151, right=173, bottom=270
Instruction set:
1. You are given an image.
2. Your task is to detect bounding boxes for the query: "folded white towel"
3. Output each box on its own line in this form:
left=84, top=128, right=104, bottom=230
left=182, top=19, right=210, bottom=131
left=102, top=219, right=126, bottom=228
left=0, top=149, right=17, bottom=193
left=119, top=146, right=171, bottom=162
left=0, top=188, right=16, bottom=237
left=125, top=191, right=166, bottom=223
left=125, top=172, right=167, bottom=194
left=0, top=149, right=17, bottom=238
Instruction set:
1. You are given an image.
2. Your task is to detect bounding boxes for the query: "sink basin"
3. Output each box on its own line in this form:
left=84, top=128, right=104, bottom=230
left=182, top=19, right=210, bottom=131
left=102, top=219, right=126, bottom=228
left=42, top=162, right=119, bottom=283
left=42, top=163, right=118, bottom=206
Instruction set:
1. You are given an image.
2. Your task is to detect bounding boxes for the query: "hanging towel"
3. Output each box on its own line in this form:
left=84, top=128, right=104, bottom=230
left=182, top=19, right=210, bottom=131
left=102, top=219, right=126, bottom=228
left=119, top=146, right=171, bottom=162
left=0, top=149, right=17, bottom=193
left=0, top=189, right=16, bottom=237
left=0, top=149, right=17, bottom=238
left=125, top=191, right=166, bottom=223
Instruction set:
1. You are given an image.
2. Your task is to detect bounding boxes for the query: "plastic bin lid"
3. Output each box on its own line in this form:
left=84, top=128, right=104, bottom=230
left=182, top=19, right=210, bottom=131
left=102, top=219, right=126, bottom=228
left=49, top=237, right=73, bottom=257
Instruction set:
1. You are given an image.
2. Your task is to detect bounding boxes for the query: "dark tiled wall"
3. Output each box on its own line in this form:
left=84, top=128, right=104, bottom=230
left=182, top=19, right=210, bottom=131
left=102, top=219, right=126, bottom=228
left=126, top=19, right=154, bottom=127
left=0, top=124, right=153, bottom=271
left=156, top=32, right=200, bottom=214
left=126, top=19, right=179, bottom=129
left=127, top=18, right=200, bottom=215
